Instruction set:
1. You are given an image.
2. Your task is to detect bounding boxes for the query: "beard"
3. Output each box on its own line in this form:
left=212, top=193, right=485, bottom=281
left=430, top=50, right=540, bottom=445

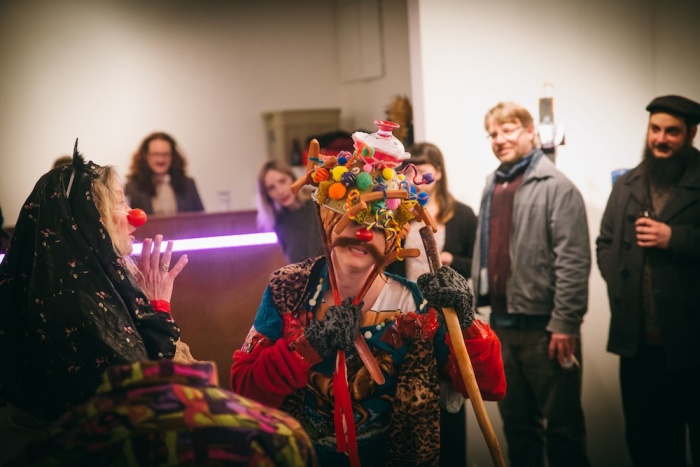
left=332, top=236, right=385, bottom=265
left=641, top=142, right=694, bottom=189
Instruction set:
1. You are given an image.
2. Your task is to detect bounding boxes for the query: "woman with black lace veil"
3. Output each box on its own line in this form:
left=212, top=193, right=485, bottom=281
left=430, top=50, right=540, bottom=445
left=0, top=144, right=192, bottom=460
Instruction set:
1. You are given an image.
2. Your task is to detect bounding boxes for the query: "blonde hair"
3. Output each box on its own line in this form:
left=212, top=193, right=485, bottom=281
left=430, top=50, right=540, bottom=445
left=92, top=166, right=132, bottom=258
left=484, top=101, right=534, bottom=130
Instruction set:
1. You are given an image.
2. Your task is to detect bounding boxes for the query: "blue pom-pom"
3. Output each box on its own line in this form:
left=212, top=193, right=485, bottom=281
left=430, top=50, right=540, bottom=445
left=417, top=191, right=430, bottom=206
left=338, top=155, right=348, bottom=165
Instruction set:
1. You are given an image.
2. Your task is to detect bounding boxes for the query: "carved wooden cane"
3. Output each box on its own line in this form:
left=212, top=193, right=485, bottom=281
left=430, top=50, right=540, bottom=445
left=419, top=225, right=506, bottom=467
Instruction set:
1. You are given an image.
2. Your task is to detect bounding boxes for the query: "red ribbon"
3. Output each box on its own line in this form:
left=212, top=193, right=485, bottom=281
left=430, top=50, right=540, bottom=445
left=333, top=350, right=360, bottom=466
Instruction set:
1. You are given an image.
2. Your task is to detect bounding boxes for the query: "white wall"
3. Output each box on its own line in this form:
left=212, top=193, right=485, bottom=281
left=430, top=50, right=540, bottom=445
left=409, top=0, right=700, bottom=465
left=3, top=0, right=699, bottom=464
left=0, top=0, right=411, bottom=226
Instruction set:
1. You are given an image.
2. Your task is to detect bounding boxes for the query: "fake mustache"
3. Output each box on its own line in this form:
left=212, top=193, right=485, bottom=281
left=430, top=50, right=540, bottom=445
left=332, top=236, right=384, bottom=264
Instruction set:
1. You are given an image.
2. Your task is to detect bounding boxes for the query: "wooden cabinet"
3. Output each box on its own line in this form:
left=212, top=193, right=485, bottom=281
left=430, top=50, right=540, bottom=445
left=133, top=210, right=287, bottom=386
left=262, top=108, right=341, bottom=166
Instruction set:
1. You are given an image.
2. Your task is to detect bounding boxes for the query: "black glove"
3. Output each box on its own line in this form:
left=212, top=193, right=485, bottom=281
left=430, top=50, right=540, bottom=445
left=417, top=266, right=475, bottom=329
left=304, top=298, right=362, bottom=359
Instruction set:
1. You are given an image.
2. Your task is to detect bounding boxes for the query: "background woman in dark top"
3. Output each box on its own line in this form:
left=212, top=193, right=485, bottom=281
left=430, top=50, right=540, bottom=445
left=256, top=160, right=323, bottom=264
left=125, top=132, right=204, bottom=215
left=388, top=142, right=477, bottom=280
left=385, top=141, right=478, bottom=466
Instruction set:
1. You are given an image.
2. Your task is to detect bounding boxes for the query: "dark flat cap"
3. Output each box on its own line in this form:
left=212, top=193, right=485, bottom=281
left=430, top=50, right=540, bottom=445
left=646, top=95, right=700, bottom=126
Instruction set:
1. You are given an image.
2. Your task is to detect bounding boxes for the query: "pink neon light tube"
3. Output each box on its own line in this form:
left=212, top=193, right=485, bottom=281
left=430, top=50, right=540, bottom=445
left=0, top=232, right=279, bottom=263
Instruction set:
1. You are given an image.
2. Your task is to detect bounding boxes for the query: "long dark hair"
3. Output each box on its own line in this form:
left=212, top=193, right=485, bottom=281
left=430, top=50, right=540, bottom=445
left=408, top=142, right=456, bottom=224
left=127, top=132, right=190, bottom=196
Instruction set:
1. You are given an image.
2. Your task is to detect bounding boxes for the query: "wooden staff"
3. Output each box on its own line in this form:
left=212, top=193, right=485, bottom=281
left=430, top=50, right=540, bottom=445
left=419, top=225, right=506, bottom=467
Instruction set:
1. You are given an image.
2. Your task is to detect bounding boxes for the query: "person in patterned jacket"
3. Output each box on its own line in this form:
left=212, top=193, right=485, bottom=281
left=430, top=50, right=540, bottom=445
left=230, top=122, right=506, bottom=466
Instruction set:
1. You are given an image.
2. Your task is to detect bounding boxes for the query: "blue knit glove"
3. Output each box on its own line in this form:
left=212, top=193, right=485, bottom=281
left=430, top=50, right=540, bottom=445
left=417, top=266, right=474, bottom=329
left=304, top=298, right=362, bottom=358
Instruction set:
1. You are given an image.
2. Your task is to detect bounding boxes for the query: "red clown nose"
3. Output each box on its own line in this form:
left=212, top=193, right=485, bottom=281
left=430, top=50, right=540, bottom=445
left=127, top=208, right=147, bottom=227
left=355, top=227, right=373, bottom=242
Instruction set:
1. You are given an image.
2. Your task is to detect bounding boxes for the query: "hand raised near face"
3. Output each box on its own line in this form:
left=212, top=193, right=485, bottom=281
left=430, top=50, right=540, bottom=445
left=136, top=235, right=188, bottom=302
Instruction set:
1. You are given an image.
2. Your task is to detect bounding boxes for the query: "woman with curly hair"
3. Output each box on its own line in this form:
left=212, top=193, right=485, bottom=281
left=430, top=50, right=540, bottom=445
left=125, top=132, right=204, bottom=215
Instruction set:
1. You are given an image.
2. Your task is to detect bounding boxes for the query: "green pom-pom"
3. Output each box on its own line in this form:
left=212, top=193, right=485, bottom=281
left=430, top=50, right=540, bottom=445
left=371, top=200, right=386, bottom=213
left=356, top=172, right=373, bottom=191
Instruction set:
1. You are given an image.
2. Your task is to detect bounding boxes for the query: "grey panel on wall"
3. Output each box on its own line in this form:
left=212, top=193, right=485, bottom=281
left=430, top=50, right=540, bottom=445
left=336, top=0, right=383, bottom=82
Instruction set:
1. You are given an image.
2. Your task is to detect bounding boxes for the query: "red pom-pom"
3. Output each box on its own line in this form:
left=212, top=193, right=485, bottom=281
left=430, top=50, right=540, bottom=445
left=355, top=227, right=373, bottom=242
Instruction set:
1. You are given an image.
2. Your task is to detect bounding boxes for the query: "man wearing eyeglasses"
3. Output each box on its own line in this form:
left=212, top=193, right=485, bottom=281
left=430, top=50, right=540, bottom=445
left=596, top=95, right=700, bottom=467
left=472, top=101, right=591, bottom=467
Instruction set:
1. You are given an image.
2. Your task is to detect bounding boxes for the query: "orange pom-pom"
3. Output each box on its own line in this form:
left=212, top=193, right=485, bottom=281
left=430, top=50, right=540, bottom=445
left=311, top=167, right=330, bottom=183
left=328, top=182, right=347, bottom=200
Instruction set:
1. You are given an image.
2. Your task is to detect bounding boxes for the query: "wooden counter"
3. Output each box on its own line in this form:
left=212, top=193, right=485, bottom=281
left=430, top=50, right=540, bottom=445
left=136, top=210, right=287, bottom=387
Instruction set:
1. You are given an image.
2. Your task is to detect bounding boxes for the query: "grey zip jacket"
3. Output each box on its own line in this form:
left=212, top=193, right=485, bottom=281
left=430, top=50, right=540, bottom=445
left=471, top=154, right=591, bottom=336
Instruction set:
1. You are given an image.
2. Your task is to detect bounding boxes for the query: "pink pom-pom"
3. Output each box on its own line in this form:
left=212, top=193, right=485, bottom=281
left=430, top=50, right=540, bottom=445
left=386, top=198, right=400, bottom=210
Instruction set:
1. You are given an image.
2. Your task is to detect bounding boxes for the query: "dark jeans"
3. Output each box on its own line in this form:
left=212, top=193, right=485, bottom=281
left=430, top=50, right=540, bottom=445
left=620, top=345, right=699, bottom=467
left=440, top=405, right=466, bottom=466
left=494, top=326, right=589, bottom=467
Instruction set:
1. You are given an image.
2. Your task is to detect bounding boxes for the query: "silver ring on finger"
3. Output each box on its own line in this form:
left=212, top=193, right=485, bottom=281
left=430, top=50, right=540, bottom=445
left=160, top=263, right=170, bottom=272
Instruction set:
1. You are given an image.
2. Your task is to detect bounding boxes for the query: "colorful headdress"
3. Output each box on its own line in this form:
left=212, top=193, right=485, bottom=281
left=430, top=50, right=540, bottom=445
left=293, top=120, right=435, bottom=261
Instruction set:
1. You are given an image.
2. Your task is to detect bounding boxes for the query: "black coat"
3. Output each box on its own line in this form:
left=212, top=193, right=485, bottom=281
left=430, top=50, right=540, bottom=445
left=125, top=177, right=204, bottom=214
left=596, top=149, right=700, bottom=370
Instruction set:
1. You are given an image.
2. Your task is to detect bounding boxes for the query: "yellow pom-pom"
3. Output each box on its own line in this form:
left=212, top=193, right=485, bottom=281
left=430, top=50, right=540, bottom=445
left=382, top=168, right=396, bottom=180
left=328, top=182, right=347, bottom=200
left=398, top=174, right=405, bottom=181
left=331, top=165, right=349, bottom=182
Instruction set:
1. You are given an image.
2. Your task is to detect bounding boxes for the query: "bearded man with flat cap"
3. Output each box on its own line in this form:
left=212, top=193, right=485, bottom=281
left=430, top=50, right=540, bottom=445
left=597, top=95, right=700, bottom=467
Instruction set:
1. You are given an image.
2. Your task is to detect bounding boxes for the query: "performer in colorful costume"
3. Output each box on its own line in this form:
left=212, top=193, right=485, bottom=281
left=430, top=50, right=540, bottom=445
left=230, top=121, right=506, bottom=466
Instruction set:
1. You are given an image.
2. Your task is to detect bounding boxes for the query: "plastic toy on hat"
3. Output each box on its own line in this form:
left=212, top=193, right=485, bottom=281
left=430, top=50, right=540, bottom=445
left=351, top=120, right=410, bottom=169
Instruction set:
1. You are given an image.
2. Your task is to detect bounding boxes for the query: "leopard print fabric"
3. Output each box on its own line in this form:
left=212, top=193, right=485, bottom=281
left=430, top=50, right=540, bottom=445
left=385, top=338, right=440, bottom=466
left=268, top=258, right=318, bottom=316
left=270, top=258, right=442, bottom=465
